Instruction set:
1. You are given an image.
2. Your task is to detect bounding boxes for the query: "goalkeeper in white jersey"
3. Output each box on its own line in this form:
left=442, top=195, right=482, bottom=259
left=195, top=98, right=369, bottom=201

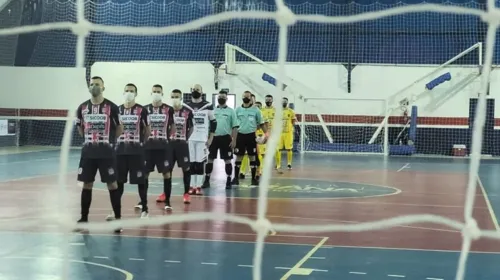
left=185, top=84, right=216, bottom=195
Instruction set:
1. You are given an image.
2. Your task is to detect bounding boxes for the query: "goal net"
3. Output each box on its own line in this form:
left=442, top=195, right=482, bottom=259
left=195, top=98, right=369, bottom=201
left=0, top=0, right=496, bottom=279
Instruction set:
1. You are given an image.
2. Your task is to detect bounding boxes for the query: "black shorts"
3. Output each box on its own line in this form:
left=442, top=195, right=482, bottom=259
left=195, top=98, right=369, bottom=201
left=208, top=135, right=233, bottom=160
left=145, top=149, right=170, bottom=174
left=235, top=132, right=257, bottom=156
left=168, top=140, right=190, bottom=169
left=116, top=154, right=146, bottom=184
left=77, top=157, right=117, bottom=184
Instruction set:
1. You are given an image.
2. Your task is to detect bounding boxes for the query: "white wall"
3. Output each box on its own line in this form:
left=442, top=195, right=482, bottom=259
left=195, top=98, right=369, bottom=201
left=92, top=61, right=484, bottom=118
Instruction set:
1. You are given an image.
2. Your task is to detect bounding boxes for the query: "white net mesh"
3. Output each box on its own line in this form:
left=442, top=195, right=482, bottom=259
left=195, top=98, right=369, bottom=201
left=0, top=0, right=498, bottom=279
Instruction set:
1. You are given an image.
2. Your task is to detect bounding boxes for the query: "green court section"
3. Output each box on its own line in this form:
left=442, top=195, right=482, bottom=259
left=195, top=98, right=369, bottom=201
left=139, top=178, right=399, bottom=199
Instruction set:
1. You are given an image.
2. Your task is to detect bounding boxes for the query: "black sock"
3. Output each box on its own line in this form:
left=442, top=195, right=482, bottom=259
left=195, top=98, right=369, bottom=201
left=250, top=161, right=257, bottom=179
left=183, top=170, right=191, bottom=194
left=80, top=188, right=92, bottom=221
left=234, top=162, right=241, bottom=179
left=206, top=162, right=213, bottom=176
left=117, top=182, right=125, bottom=199
left=225, top=163, right=232, bottom=177
left=109, top=188, right=121, bottom=219
left=138, top=184, right=148, bottom=212
left=163, top=178, right=172, bottom=203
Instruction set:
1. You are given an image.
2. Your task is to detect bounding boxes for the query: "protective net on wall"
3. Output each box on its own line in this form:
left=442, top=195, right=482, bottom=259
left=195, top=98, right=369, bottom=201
left=0, top=0, right=499, bottom=280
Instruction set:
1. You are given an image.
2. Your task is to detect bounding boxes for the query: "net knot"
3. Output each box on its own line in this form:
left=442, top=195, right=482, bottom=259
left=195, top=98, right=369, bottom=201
left=71, top=20, right=91, bottom=37
left=275, top=6, right=297, bottom=27
left=481, top=10, right=500, bottom=26
left=252, top=218, right=273, bottom=234
left=462, top=219, right=481, bottom=240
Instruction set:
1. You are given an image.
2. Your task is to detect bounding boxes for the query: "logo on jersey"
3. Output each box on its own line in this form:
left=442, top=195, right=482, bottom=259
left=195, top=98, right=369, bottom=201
left=120, top=115, right=139, bottom=123
left=149, top=114, right=167, bottom=122
left=84, top=114, right=107, bottom=123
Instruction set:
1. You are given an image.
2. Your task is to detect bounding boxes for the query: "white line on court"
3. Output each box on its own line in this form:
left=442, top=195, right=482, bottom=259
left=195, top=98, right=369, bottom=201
left=201, top=262, right=218, bottom=265
left=426, top=278, right=444, bottom=280
left=388, top=275, right=406, bottom=278
left=164, top=260, right=181, bottom=263
left=129, top=258, right=144, bottom=261
left=477, top=176, right=499, bottom=231
left=275, top=267, right=328, bottom=272
left=93, top=256, right=109, bottom=259
left=279, top=237, right=329, bottom=280
left=349, top=271, right=367, bottom=275
left=396, top=163, right=410, bottom=172
left=237, top=264, right=253, bottom=268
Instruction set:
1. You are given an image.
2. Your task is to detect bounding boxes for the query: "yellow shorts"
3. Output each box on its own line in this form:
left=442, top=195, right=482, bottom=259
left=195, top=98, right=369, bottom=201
left=280, top=133, right=293, bottom=150
left=258, top=143, right=266, bottom=155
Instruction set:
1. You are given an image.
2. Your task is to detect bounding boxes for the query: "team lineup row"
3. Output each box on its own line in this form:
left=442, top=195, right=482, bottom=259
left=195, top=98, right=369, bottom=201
left=74, top=76, right=296, bottom=233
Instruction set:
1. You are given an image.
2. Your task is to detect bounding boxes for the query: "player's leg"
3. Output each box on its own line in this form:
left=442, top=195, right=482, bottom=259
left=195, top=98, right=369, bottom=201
left=203, top=136, right=219, bottom=189
left=232, top=133, right=246, bottom=186
left=161, top=147, right=174, bottom=211
left=219, top=135, right=234, bottom=189
left=106, top=154, right=128, bottom=221
left=239, top=154, right=249, bottom=179
left=192, top=141, right=206, bottom=195
left=98, top=157, right=122, bottom=233
left=257, top=143, right=265, bottom=176
left=188, top=140, right=197, bottom=195
left=284, top=133, right=293, bottom=169
left=246, top=136, right=259, bottom=185
left=76, top=157, right=98, bottom=228
left=178, top=141, right=192, bottom=204
left=128, top=154, right=148, bottom=217
left=276, top=134, right=285, bottom=173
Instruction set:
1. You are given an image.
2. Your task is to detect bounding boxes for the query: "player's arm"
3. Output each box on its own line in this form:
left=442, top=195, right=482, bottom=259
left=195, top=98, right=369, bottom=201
left=187, top=111, right=195, bottom=138
left=111, top=103, right=123, bottom=138
left=75, top=104, right=84, bottom=137
left=141, top=107, right=151, bottom=139
left=168, top=107, right=176, bottom=136
left=291, top=109, right=297, bottom=125
left=230, top=108, right=239, bottom=148
left=207, top=106, right=217, bottom=144
left=257, top=110, right=267, bottom=133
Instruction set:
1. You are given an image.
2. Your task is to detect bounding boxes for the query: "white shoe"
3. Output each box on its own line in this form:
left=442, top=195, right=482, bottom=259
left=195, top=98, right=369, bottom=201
left=164, top=205, right=173, bottom=211
left=140, top=211, right=149, bottom=218
left=134, top=203, right=142, bottom=210
left=105, top=213, right=115, bottom=221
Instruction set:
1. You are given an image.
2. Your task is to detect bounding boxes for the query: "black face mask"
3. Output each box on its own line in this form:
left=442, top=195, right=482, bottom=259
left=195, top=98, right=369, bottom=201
left=282, top=103, right=287, bottom=108
left=192, top=90, right=201, bottom=99
left=265, top=102, right=272, bottom=107
left=218, top=98, right=226, bottom=105
left=242, top=97, right=251, bottom=104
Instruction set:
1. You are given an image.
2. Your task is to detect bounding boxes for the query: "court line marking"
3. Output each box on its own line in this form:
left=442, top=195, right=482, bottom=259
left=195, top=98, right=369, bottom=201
left=309, top=256, right=325, bottom=259
left=426, top=278, right=443, bottom=280
left=350, top=271, right=367, bottom=275
left=164, top=260, right=181, bottom=263
left=5, top=230, right=500, bottom=254
left=201, top=262, right=218, bottom=265
left=388, top=275, right=406, bottom=278
left=275, top=266, right=328, bottom=272
left=238, top=264, right=253, bottom=267
left=279, top=237, right=329, bottom=280
left=129, top=258, right=144, bottom=261
left=94, top=256, right=109, bottom=259
left=3, top=256, right=133, bottom=280
left=397, top=163, right=410, bottom=172
left=477, top=176, right=499, bottom=231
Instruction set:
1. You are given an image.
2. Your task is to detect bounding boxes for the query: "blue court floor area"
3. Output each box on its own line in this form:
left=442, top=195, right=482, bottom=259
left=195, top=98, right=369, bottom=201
left=2, top=147, right=500, bottom=279
left=1, top=232, right=500, bottom=280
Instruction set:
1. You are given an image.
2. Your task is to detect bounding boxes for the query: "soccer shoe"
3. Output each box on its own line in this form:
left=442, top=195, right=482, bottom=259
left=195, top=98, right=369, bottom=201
left=251, top=178, right=259, bottom=186
left=188, top=187, right=195, bottom=195
left=134, top=202, right=142, bottom=210
left=194, top=187, right=202, bottom=196
left=287, top=164, right=292, bottom=170
left=156, top=193, right=166, bottom=203
left=231, top=177, right=239, bottom=186
left=202, top=178, right=210, bottom=189
left=105, top=213, right=115, bottom=221
left=140, top=211, right=149, bottom=219
left=74, top=219, right=88, bottom=233
left=114, top=226, right=123, bottom=234
left=239, top=173, right=245, bottom=179
left=183, top=193, right=191, bottom=204
left=164, top=204, right=173, bottom=211
left=225, top=177, right=232, bottom=189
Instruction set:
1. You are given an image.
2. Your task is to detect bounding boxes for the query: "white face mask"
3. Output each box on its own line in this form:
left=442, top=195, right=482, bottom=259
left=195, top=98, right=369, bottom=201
left=152, top=93, right=162, bottom=102
left=123, top=91, right=135, bottom=103
left=172, top=98, right=182, bottom=107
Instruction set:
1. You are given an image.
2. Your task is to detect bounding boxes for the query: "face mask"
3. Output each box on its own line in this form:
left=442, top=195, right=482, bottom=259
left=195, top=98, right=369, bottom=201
left=218, top=98, right=226, bottom=105
left=242, top=97, right=251, bottom=104
left=89, top=86, right=101, bottom=97
left=282, top=103, right=287, bottom=108
left=124, top=92, right=135, bottom=102
left=192, top=90, right=201, bottom=99
left=152, top=93, right=162, bottom=102
left=172, top=98, right=182, bottom=107
left=265, top=102, right=272, bottom=107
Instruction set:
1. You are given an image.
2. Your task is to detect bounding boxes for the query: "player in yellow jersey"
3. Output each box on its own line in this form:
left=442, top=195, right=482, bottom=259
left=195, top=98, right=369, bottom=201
left=276, top=97, right=296, bottom=171
left=253, top=102, right=266, bottom=176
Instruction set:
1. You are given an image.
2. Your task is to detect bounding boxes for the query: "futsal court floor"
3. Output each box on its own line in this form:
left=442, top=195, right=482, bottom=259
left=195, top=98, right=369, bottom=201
left=1, top=146, right=500, bottom=279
